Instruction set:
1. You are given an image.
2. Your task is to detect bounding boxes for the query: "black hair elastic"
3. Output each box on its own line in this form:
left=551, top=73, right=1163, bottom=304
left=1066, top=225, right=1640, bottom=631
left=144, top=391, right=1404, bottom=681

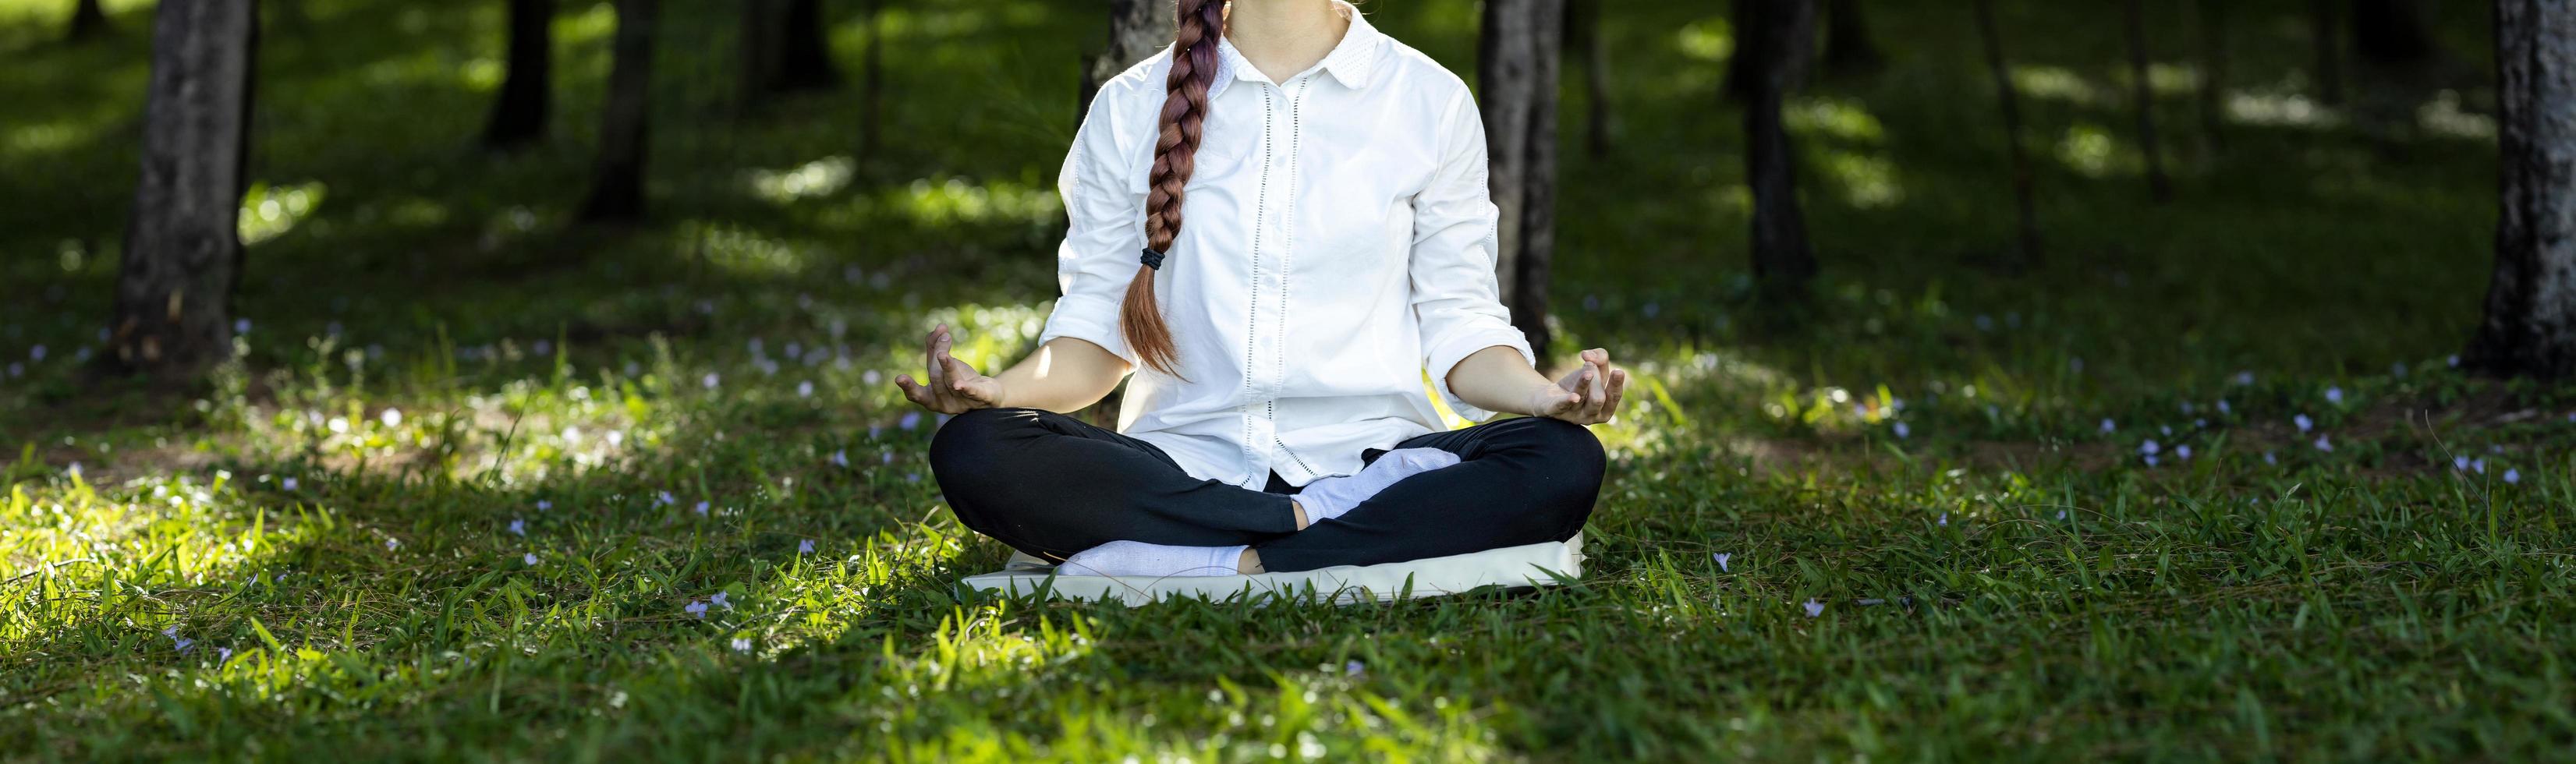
left=1139, top=247, right=1167, bottom=271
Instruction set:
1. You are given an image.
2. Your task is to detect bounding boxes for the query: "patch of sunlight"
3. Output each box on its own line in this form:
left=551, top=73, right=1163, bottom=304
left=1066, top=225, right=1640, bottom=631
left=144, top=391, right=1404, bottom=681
left=885, top=605, right=1097, bottom=695
left=2147, top=62, right=2198, bottom=95
left=912, top=301, right=1049, bottom=371
left=698, top=225, right=810, bottom=277
left=238, top=181, right=326, bottom=246
left=5, top=119, right=90, bottom=154
left=749, top=156, right=857, bottom=204
left=2415, top=90, right=2496, bottom=140
left=461, top=57, right=505, bottom=90
left=1676, top=18, right=1734, bottom=63
left=892, top=177, right=1058, bottom=228
left=1786, top=97, right=1885, bottom=144
left=1715, top=185, right=1752, bottom=215
left=2, top=472, right=333, bottom=642
left=1819, top=151, right=1904, bottom=208
left=2227, top=90, right=2343, bottom=129
left=2054, top=122, right=2126, bottom=178
left=2011, top=65, right=2107, bottom=105
left=555, top=2, right=618, bottom=45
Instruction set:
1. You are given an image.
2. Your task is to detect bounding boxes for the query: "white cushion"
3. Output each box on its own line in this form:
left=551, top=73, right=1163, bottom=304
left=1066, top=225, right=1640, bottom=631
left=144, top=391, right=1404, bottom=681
left=959, top=533, right=1585, bottom=607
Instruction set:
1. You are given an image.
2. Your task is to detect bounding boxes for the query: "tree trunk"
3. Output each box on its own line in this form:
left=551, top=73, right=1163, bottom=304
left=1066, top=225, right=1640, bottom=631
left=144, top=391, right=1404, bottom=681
left=482, top=0, right=555, bottom=149
left=1821, top=0, right=1883, bottom=76
left=1972, top=0, right=2041, bottom=263
left=112, top=0, right=256, bottom=379
left=774, top=0, right=842, bottom=91
left=1724, top=0, right=1812, bottom=102
left=859, top=0, right=884, bottom=162
left=1081, top=0, right=1174, bottom=118
left=66, top=0, right=108, bottom=41
left=1480, top=0, right=1564, bottom=355
left=2312, top=0, right=2344, bottom=104
left=2352, top=0, right=2436, bottom=64
left=2465, top=0, right=2576, bottom=379
left=2195, top=0, right=2228, bottom=151
left=1742, top=0, right=1816, bottom=298
left=1565, top=0, right=1614, bottom=158
left=2124, top=0, right=2173, bottom=203
left=739, top=0, right=779, bottom=107
left=580, top=0, right=657, bottom=222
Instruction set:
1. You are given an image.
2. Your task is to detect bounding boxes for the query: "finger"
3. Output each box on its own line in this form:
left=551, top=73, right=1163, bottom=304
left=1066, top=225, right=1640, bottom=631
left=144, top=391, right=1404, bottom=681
left=895, top=375, right=929, bottom=406
left=921, top=327, right=948, bottom=392
left=1600, top=367, right=1628, bottom=419
left=943, top=355, right=979, bottom=392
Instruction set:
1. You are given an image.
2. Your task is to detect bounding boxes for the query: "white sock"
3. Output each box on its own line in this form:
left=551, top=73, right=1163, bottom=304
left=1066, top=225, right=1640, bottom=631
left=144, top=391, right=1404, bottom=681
left=1057, top=540, right=1249, bottom=578
left=1295, top=447, right=1462, bottom=525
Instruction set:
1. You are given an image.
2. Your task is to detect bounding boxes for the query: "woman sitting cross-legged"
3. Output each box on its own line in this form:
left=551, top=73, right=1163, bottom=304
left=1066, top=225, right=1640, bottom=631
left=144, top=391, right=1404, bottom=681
left=898, top=0, right=1623, bottom=578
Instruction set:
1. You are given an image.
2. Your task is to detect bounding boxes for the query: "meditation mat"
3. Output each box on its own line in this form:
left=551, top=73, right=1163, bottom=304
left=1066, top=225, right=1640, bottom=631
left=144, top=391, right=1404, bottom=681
left=960, top=533, right=1584, bottom=606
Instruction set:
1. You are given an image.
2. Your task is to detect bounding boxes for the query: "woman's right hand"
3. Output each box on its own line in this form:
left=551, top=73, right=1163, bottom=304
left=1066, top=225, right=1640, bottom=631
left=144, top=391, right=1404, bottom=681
left=895, top=324, right=1005, bottom=413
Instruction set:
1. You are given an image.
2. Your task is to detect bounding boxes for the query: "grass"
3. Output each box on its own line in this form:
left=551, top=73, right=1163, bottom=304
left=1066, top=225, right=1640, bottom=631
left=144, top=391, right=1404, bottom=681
left=2, top=0, right=2571, bottom=760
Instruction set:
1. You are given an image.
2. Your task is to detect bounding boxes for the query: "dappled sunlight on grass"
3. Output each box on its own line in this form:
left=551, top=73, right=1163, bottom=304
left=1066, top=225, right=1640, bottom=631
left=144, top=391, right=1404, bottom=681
left=749, top=156, right=858, bottom=204
left=237, top=182, right=326, bottom=247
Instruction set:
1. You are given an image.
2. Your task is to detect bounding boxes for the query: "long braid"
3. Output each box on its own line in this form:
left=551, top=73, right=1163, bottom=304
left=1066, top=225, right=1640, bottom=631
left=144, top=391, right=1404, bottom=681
left=1121, top=0, right=1223, bottom=376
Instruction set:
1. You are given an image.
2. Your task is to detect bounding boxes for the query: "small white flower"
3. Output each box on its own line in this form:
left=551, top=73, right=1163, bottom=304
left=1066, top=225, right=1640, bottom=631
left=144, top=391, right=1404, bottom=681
left=2160, top=425, right=2172, bottom=437
left=1345, top=660, right=1366, bottom=676
left=1803, top=600, right=1825, bottom=618
left=2216, top=399, right=2232, bottom=415
left=1937, top=512, right=1948, bottom=527
left=2234, top=371, right=2255, bottom=385
left=2140, top=439, right=2161, bottom=456
left=386, top=538, right=401, bottom=550
left=703, top=373, right=720, bottom=390
left=900, top=412, right=921, bottom=430
left=2471, top=458, right=2486, bottom=475
left=2144, top=454, right=2160, bottom=467
left=732, top=638, right=753, bottom=653
left=2056, top=510, right=2068, bottom=520
left=28, top=345, right=44, bottom=362
left=829, top=449, right=849, bottom=468
left=234, top=318, right=252, bottom=334
left=536, top=500, right=552, bottom=511
left=685, top=600, right=708, bottom=618
left=2454, top=455, right=2471, bottom=471
left=797, top=380, right=814, bottom=398
left=2262, top=451, right=2277, bottom=465
left=381, top=409, right=403, bottom=427
left=2447, top=355, right=2460, bottom=368
left=218, top=646, right=234, bottom=663
left=863, top=370, right=882, bottom=385
left=657, top=490, right=675, bottom=506
left=710, top=591, right=732, bottom=610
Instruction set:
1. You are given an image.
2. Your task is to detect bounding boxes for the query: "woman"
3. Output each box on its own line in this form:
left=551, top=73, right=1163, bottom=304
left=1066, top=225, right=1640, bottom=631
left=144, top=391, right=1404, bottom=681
left=901, top=0, right=1625, bottom=578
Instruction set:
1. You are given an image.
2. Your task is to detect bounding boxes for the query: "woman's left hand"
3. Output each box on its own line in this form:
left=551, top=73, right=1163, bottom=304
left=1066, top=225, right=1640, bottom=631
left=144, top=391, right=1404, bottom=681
left=1527, top=348, right=1626, bottom=425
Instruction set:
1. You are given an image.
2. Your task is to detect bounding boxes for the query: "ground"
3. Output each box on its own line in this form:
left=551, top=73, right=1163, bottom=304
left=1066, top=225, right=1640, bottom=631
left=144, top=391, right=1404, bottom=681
left=2, top=0, right=2571, bottom=760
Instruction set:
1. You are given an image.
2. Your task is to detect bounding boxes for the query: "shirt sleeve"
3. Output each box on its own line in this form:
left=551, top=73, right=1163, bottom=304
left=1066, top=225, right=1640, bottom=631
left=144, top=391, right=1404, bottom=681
left=1035, top=83, right=1145, bottom=367
left=1409, top=87, right=1535, bottom=423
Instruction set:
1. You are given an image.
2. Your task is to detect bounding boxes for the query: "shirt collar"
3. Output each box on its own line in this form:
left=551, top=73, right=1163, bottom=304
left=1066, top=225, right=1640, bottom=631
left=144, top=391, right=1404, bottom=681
left=1207, top=1, right=1385, bottom=100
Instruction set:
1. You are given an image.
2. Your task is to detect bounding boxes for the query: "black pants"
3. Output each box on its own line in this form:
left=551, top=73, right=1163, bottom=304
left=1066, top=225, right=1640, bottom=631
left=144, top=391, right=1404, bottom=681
left=929, top=407, right=1605, bottom=572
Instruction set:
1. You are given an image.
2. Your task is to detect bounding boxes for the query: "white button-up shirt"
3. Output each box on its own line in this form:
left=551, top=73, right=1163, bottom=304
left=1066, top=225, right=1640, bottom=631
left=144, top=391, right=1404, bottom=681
left=1038, top=4, right=1533, bottom=490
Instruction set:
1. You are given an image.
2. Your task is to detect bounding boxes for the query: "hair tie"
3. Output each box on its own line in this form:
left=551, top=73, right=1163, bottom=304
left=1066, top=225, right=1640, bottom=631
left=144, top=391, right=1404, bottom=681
left=1139, top=247, right=1167, bottom=271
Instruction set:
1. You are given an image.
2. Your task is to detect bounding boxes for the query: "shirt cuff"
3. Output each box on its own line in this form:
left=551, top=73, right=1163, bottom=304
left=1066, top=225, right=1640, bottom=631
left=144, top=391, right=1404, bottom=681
left=1424, top=330, right=1534, bottom=423
left=1036, top=294, right=1137, bottom=367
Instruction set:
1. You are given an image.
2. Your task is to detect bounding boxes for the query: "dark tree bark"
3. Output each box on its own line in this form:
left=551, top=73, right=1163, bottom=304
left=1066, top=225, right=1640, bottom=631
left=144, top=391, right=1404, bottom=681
left=1080, top=0, right=1174, bottom=118
left=1821, top=0, right=1883, bottom=76
left=112, top=0, right=256, bottom=379
left=2352, top=0, right=2436, bottom=64
left=775, top=0, right=842, bottom=90
left=1741, top=0, right=1816, bottom=297
left=2195, top=0, right=2229, bottom=151
left=66, top=0, right=108, bottom=41
left=2123, top=0, right=2173, bottom=203
left=481, top=0, right=555, bottom=149
left=1565, top=0, right=1614, bottom=158
left=2312, top=0, right=2345, bottom=104
left=859, top=0, right=884, bottom=161
left=1480, top=0, right=1565, bottom=354
left=579, top=0, right=657, bottom=222
left=1724, top=0, right=1812, bottom=102
left=1972, top=0, right=2041, bottom=262
left=2465, top=0, right=2576, bottom=379
left=740, top=0, right=778, bottom=105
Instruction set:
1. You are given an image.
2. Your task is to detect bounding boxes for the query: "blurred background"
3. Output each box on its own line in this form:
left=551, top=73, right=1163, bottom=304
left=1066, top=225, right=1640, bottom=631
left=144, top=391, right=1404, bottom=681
left=2, top=1, right=2571, bottom=759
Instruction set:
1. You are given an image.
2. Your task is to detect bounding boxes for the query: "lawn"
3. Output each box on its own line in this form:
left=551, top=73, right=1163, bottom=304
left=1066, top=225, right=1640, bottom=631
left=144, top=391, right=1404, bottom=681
left=2, top=0, right=2571, bottom=760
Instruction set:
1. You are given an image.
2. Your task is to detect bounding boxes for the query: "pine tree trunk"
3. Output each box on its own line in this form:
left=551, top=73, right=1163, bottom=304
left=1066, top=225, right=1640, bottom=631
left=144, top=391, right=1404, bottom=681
left=2124, top=0, right=2173, bottom=203
left=2466, top=0, right=2576, bottom=379
left=774, top=0, right=842, bottom=91
left=66, top=0, right=108, bottom=41
left=2352, top=0, right=2436, bottom=64
left=112, top=0, right=257, bottom=379
left=1565, top=0, right=1614, bottom=158
left=1081, top=0, right=1174, bottom=118
left=482, top=0, right=555, bottom=149
left=1972, top=0, right=2041, bottom=263
left=2312, top=0, right=2345, bottom=104
left=859, top=0, right=884, bottom=162
left=1480, top=0, right=1564, bottom=355
left=580, top=0, right=657, bottom=222
left=1821, top=0, right=1883, bottom=76
left=1742, top=0, right=1816, bottom=298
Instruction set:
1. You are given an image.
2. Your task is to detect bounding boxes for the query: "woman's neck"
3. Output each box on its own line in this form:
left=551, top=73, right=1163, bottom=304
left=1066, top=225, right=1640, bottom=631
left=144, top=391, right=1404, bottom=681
left=1225, top=0, right=1348, bottom=84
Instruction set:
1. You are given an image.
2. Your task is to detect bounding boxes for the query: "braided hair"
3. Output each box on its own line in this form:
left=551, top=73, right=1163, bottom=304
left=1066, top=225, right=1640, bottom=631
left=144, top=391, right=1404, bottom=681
left=1120, top=0, right=1225, bottom=376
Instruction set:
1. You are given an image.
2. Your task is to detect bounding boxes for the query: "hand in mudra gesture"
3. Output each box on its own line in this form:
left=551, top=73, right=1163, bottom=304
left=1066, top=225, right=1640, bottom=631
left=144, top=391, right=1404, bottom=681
left=895, top=324, right=1005, bottom=414
left=1526, top=348, right=1627, bottom=425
